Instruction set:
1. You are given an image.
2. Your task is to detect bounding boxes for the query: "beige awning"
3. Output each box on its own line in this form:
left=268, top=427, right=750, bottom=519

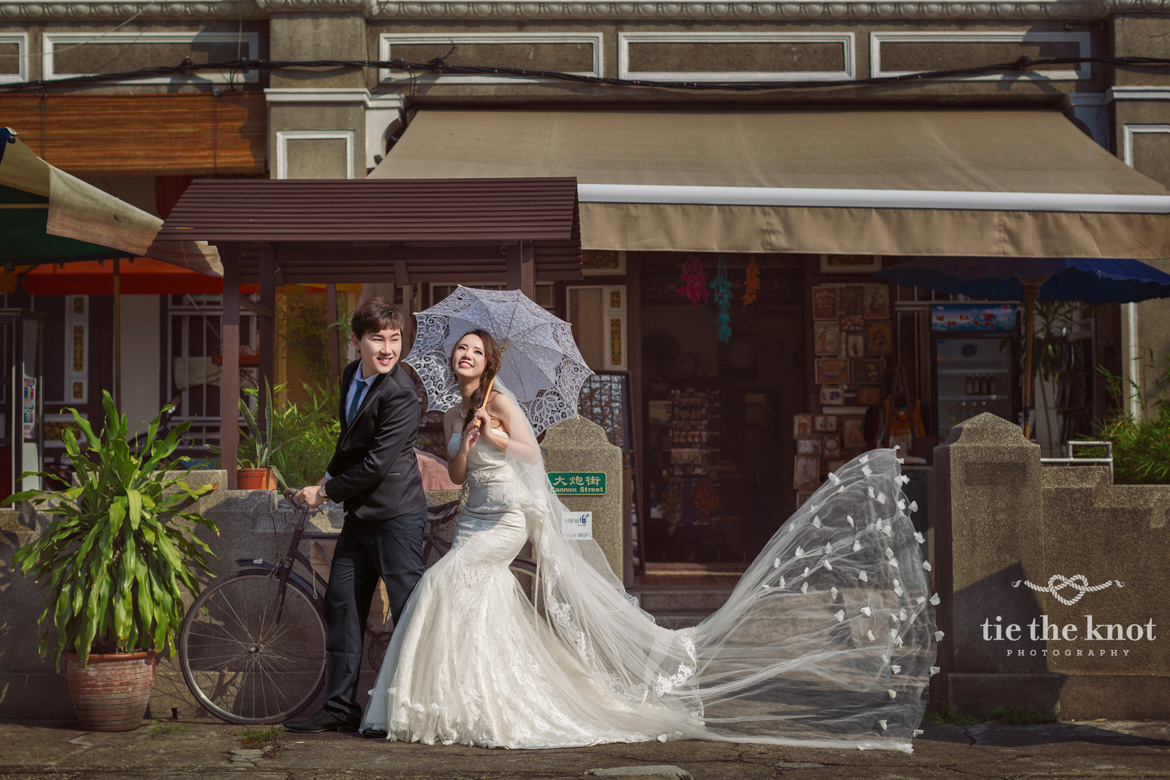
left=1, top=128, right=222, bottom=274
left=372, top=110, right=1170, bottom=260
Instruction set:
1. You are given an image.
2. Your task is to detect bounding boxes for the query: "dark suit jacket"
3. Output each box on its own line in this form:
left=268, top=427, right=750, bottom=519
left=324, top=360, right=427, bottom=522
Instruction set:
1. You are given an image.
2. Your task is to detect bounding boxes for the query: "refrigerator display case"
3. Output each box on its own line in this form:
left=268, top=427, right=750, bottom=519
left=930, top=304, right=1018, bottom=442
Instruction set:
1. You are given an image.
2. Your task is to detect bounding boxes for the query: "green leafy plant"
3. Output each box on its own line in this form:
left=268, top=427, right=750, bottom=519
left=992, top=705, right=1058, bottom=725
left=277, top=287, right=351, bottom=389
left=1080, top=349, right=1170, bottom=485
left=272, top=382, right=340, bottom=489
left=225, top=381, right=339, bottom=490
left=235, top=725, right=283, bottom=748
left=6, top=391, right=218, bottom=666
left=922, top=704, right=983, bottom=726
left=236, top=383, right=287, bottom=489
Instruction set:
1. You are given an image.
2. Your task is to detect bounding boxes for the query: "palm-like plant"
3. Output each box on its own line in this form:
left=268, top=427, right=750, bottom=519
left=6, top=391, right=218, bottom=666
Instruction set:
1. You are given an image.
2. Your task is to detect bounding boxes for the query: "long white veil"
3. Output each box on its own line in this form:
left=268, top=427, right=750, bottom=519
left=495, top=378, right=938, bottom=751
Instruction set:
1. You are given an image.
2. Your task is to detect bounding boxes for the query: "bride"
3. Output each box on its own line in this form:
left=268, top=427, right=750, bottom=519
left=361, top=329, right=939, bottom=751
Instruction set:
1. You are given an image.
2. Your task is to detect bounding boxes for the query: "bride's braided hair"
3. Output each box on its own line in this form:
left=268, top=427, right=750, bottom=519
left=452, top=329, right=503, bottom=426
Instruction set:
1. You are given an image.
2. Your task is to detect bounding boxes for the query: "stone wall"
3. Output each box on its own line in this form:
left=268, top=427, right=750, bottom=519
left=931, top=413, right=1170, bottom=719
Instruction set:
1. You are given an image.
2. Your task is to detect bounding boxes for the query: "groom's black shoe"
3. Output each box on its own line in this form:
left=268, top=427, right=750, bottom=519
left=359, top=727, right=388, bottom=739
left=284, top=709, right=359, bottom=733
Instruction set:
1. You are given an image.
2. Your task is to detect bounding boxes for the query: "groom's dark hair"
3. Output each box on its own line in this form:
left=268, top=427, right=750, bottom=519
left=350, top=296, right=404, bottom=340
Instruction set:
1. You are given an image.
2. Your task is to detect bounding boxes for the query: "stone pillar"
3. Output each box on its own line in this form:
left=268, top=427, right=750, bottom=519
left=1109, top=15, right=1170, bottom=420
left=540, top=417, right=623, bottom=579
left=931, top=413, right=1062, bottom=716
left=265, top=11, right=404, bottom=181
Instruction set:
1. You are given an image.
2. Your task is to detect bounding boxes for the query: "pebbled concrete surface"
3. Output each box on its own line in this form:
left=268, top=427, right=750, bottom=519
left=0, top=719, right=1168, bottom=779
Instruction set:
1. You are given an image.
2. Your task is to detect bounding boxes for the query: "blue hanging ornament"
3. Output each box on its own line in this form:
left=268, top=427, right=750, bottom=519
left=710, top=255, right=733, bottom=343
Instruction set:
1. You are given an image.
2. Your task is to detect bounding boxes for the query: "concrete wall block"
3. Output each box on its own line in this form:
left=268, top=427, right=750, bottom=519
left=540, top=416, right=623, bottom=578
left=933, top=412, right=1170, bottom=718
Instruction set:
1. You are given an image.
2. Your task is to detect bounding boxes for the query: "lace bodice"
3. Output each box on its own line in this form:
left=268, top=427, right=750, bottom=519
left=448, top=429, right=513, bottom=487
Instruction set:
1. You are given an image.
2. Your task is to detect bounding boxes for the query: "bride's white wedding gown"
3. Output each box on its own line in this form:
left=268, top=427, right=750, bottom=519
left=362, top=427, right=939, bottom=751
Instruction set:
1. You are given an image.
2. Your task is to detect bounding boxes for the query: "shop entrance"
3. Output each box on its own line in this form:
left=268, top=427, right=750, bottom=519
left=639, top=254, right=806, bottom=567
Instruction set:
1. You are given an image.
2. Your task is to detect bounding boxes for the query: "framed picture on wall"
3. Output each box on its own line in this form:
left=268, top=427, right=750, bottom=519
left=857, top=385, right=882, bottom=406
left=866, top=320, right=893, bottom=355
left=813, top=415, right=838, bottom=432
left=814, top=321, right=841, bottom=355
left=793, top=413, right=813, bottom=438
left=839, top=315, right=864, bottom=333
left=852, top=357, right=886, bottom=385
left=865, top=284, right=890, bottom=319
left=797, top=437, right=822, bottom=456
left=843, top=417, right=867, bottom=450
left=819, top=386, right=845, bottom=406
left=815, top=358, right=849, bottom=384
left=794, top=455, right=822, bottom=490
left=812, top=286, right=838, bottom=320
left=846, top=333, right=865, bottom=358
left=838, top=285, right=864, bottom=317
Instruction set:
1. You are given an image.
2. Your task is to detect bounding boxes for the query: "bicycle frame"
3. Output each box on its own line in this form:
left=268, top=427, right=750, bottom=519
left=236, top=492, right=331, bottom=645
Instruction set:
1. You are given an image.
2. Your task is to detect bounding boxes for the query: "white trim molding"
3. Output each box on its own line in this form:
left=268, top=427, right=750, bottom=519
left=870, top=30, right=1093, bottom=81
left=576, top=182, right=1170, bottom=213
left=275, top=130, right=357, bottom=180
left=6, top=0, right=1165, bottom=21
left=41, top=31, right=260, bottom=85
left=1108, top=86, right=1170, bottom=102
left=0, top=33, right=29, bottom=85
left=618, top=31, right=854, bottom=82
left=378, top=32, right=603, bottom=84
left=266, top=90, right=406, bottom=170
left=1121, top=124, right=1170, bottom=168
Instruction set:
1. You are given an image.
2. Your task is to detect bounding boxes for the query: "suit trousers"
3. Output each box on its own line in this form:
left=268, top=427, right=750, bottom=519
left=321, top=505, right=427, bottom=722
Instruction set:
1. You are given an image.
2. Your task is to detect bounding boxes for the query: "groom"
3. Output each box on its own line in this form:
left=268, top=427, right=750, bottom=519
left=286, top=297, right=427, bottom=734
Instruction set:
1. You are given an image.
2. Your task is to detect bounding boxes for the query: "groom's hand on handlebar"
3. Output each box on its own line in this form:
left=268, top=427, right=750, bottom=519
left=296, top=484, right=328, bottom=509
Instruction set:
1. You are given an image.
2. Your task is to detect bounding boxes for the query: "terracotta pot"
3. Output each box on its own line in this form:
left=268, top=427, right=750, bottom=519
left=236, top=468, right=278, bottom=490
left=65, top=651, right=156, bottom=732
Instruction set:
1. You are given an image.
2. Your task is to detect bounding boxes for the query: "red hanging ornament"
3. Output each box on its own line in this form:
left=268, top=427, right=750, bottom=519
left=677, top=256, right=710, bottom=307
left=743, top=258, right=760, bottom=305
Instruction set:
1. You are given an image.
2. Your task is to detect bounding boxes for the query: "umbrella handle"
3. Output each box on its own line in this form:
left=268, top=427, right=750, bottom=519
left=474, top=339, right=508, bottom=428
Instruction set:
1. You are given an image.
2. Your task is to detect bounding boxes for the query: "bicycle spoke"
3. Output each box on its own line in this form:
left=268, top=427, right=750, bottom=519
left=181, top=573, right=326, bottom=724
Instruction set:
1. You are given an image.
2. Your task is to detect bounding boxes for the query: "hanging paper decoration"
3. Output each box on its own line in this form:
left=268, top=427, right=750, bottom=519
left=743, top=257, right=760, bottom=305
left=710, top=255, right=733, bottom=343
left=677, top=256, right=710, bottom=307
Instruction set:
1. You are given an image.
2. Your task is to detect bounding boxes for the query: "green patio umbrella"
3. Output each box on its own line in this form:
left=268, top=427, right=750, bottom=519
left=0, top=127, right=222, bottom=403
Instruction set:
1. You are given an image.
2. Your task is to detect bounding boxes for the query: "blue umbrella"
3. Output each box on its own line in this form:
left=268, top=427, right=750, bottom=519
left=875, top=257, right=1170, bottom=437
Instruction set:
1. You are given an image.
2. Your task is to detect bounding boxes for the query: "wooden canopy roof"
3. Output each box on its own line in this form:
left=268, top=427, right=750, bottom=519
left=156, top=176, right=583, bottom=284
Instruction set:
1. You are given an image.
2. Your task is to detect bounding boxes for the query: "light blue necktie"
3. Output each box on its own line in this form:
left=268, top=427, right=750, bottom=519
left=347, top=379, right=365, bottom=424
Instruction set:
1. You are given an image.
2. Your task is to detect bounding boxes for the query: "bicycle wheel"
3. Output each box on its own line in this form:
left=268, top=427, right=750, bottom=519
left=179, top=572, right=326, bottom=725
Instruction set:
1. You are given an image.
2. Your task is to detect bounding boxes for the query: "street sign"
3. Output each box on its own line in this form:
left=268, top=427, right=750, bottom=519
left=548, top=472, right=606, bottom=495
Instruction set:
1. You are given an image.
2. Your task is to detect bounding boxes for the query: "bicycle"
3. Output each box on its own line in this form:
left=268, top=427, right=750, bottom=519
left=178, top=489, right=540, bottom=725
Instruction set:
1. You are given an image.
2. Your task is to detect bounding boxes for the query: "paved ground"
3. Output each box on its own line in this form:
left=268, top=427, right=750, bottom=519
left=1, top=719, right=1168, bottom=779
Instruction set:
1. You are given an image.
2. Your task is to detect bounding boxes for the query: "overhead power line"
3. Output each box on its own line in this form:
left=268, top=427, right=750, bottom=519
left=1, top=54, right=1168, bottom=94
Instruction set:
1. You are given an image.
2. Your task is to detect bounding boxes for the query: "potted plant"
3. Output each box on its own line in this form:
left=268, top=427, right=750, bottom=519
left=235, top=383, right=286, bottom=490
left=232, top=382, right=338, bottom=490
left=6, top=391, right=218, bottom=731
